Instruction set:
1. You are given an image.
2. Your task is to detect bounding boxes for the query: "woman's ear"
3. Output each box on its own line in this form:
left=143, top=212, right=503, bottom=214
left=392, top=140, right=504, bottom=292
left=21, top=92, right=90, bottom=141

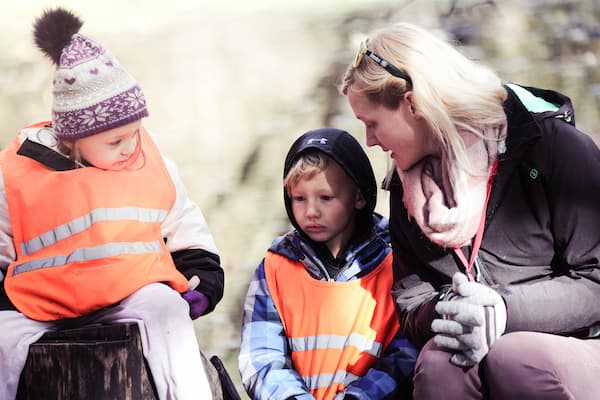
left=404, top=91, right=416, bottom=114
left=354, top=190, right=367, bottom=210
left=403, top=91, right=423, bottom=120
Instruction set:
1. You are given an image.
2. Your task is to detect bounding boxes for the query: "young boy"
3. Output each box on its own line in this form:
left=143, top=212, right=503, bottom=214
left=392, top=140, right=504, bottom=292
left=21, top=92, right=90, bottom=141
left=239, top=128, right=418, bottom=400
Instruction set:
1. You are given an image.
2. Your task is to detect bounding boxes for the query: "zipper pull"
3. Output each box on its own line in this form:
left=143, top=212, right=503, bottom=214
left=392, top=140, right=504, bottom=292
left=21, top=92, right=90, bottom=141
left=473, top=255, right=483, bottom=282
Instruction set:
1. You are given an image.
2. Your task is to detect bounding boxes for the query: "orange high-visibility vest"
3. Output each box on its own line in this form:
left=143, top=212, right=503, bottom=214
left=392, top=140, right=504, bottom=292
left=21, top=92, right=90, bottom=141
left=264, top=251, right=399, bottom=400
left=0, top=121, right=188, bottom=321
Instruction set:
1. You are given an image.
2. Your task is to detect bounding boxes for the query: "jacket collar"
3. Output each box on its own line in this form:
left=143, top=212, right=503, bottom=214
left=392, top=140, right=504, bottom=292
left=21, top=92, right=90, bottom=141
left=17, top=139, right=80, bottom=171
left=486, top=84, right=575, bottom=225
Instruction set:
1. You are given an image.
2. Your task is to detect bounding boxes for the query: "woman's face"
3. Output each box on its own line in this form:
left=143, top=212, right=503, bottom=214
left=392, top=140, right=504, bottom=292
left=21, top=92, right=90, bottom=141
left=347, top=88, right=436, bottom=171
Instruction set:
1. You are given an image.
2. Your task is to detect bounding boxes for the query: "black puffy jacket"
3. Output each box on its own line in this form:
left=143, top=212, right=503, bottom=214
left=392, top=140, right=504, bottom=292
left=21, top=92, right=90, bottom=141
left=389, top=84, right=600, bottom=347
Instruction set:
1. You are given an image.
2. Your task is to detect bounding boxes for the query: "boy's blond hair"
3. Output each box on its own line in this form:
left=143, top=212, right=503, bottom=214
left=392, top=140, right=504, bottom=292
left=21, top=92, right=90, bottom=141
left=284, top=150, right=330, bottom=189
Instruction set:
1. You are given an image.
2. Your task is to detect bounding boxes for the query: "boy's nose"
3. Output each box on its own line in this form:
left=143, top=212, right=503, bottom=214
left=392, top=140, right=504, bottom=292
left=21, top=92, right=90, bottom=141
left=306, top=203, right=320, bottom=218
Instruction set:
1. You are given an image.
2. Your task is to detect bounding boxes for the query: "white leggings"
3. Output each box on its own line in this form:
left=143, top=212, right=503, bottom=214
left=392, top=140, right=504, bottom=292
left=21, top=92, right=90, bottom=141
left=0, top=283, right=212, bottom=400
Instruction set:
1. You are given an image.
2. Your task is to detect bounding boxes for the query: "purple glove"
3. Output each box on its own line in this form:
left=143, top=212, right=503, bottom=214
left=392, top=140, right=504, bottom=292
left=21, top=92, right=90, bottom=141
left=182, top=290, right=209, bottom=320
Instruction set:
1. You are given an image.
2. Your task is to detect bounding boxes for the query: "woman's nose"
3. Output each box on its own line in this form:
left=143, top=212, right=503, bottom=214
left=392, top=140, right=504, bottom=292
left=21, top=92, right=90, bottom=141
left=365, top=130, right=379, bottom=147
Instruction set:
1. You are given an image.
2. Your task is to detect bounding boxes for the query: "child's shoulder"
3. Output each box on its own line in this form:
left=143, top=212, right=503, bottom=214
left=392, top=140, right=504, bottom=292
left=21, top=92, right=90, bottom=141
left=267, top=231, right=304, bottom=262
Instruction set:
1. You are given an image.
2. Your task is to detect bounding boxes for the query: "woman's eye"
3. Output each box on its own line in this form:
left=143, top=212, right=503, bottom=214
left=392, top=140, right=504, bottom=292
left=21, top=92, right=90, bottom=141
left=292, top=196, right=305, bottom=202
left=320, top=195, right=333, bottom=201
left=108, top=140, right=122, bottom=146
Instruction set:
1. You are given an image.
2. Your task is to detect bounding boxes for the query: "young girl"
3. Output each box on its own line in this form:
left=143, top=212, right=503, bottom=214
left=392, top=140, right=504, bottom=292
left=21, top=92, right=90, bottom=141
left=0, top=8, right=224, bottom=400
left=342, top=22, right=600, bottom=399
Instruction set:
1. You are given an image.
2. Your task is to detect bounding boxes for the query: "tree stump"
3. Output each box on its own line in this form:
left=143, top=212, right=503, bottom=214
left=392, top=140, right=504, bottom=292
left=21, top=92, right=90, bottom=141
left=16, top=322, right=158, bottom=400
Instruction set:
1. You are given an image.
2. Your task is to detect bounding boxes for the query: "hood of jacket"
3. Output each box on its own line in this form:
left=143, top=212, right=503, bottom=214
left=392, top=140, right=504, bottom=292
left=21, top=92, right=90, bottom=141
left=268, top=213, right=390, bottom=281
left=282, top=128, right=377, bottom=235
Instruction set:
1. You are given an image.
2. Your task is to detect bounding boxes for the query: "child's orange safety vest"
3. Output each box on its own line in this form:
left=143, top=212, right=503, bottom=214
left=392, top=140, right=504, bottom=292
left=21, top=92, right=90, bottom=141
left=0, top=122, right=188, bottom=321
left=264, top=251, right=399, bottom=400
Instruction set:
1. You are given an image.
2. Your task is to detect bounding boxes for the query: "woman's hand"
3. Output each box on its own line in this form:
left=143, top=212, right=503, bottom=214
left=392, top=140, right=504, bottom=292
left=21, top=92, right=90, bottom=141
left=432, top=273, right=506, bottom=366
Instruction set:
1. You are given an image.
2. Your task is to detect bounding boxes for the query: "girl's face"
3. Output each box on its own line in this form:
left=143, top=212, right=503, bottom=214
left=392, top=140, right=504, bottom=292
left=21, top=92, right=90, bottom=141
left=288, top=161, right=366, bottom=257
left=68, top=120, right=142, bottom=171
left=347, top=88, right=436, bottom=171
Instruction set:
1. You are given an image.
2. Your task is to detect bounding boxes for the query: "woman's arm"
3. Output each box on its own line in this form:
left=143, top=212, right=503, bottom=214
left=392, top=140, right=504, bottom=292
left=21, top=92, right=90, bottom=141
left=500, top=119, right=600, bottom=334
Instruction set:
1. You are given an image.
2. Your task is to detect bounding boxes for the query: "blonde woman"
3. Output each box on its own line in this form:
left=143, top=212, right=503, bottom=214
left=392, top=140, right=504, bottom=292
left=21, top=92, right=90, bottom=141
left=342, top=22, right=600, bottom=399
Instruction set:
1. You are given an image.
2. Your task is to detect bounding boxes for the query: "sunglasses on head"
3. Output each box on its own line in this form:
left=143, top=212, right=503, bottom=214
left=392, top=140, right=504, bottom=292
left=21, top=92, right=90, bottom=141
left=353, top=38, right=412, bottom=86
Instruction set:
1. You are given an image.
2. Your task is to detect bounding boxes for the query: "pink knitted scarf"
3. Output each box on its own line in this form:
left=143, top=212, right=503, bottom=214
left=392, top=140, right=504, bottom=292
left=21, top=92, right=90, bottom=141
left=397, top=126, right=506, bottom=248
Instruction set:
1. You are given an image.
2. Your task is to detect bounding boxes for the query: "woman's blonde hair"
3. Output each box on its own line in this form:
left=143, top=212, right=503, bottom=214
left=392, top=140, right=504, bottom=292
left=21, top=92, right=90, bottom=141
left=342, top=22, right=507, bottom=172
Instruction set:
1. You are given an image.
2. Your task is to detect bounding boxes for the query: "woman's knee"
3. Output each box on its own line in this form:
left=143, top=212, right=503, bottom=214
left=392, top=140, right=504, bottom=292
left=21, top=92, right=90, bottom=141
left=414, top=339, right=484, bottom=399
left=415, top=343, right=452, bottom=380
left=484, top=332, right=568, bottom=399
left=486, top=331, right=554, bottom=373
left=414, top=339, right=462, bottom=387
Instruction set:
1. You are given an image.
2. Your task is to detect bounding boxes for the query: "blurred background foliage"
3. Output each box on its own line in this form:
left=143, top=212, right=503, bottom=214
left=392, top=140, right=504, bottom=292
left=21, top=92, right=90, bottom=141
left=2, top=0, right=599, bottom=396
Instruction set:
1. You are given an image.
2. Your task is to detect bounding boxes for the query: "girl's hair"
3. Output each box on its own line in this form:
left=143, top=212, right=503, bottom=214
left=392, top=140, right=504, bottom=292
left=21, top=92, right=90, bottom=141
left=284, top=150, right=330, bottom=189
left=341, top=22, right=507, bottom=172
left=56, top=132, right=146, bottom=170
left=57, top=140, right=82, bottom=164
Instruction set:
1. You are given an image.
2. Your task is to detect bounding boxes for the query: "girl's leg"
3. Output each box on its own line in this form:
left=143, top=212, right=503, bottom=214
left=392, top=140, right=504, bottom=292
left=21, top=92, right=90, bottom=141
left=485, top=331, right=600, bottom=400
left=413, top=337, right=484, bottom=400
left=0, top=310, right=54, bottom=400
left=91, top=283, right=212, bottom=400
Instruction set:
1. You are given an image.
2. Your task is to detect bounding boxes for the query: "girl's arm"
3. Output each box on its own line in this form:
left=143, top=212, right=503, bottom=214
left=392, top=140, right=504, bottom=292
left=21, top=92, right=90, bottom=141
left=160, top=155, right=224, bottom=314
left=0, top=171, right=17, bottom=311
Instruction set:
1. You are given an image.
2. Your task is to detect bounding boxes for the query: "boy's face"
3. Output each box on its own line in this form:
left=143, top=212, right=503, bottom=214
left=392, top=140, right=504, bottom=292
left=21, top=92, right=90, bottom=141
left=288, top=161, right=366, bottom=257
left=67, top=120, right=142, bottom=171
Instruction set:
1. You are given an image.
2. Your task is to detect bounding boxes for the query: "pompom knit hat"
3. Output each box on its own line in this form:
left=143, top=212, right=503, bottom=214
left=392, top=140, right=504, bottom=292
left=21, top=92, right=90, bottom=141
left=33, top=8, right=148, bottom=140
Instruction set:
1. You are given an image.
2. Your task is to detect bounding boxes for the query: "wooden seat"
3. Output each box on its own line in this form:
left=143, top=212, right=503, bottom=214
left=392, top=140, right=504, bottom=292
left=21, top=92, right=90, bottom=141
left=16, top=322, right=158, bottom=400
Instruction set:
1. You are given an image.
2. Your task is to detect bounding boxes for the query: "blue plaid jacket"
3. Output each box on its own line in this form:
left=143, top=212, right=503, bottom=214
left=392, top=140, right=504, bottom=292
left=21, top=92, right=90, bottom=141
left=239, top=215, right=418, bottom=400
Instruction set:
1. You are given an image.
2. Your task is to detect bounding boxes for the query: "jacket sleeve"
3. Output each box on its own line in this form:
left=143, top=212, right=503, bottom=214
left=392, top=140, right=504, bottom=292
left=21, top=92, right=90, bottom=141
left=501, top=119, right=600, bottom=335
left=239, top=260, right=314, bottom=400
left=171, top=248, right=223, bottom=315
left=0, top=170, right=17, bottom=311
left=388, top=171, right=447, bottom=348
left=160, top=155, right=224, bottom=314
left=342, top=330, right=418, bottom=400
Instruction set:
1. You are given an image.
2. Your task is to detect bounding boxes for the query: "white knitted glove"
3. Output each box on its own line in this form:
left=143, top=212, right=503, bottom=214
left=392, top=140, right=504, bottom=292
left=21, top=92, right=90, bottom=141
left=432, top=273, right=506, bottom=366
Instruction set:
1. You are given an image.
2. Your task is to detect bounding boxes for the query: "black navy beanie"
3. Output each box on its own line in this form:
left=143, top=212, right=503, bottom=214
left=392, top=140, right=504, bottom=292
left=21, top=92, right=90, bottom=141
left=283, top=128, right=377, bottom=233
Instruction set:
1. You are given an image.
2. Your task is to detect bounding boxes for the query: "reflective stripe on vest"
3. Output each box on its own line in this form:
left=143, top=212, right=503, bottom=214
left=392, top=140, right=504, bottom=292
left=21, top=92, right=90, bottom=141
left=13, top=240, right=163, bottom=275
left=0, top=123, right=189, bottom=320
left=20, top=207, right=168, bottom=256
left=264, top=251, right=399, bottom=400
left=303, top=371, right=359, bottom=392
left=288, top=332, right=382, bottom=357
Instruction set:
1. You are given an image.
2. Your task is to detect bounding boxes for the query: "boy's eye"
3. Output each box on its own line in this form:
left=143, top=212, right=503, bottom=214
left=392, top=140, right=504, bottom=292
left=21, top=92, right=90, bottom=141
left=320, top=195, right=333, bottom=201
left=108, top=139, right=122, bottom=146
left=292, top=196, right=305, bottom=202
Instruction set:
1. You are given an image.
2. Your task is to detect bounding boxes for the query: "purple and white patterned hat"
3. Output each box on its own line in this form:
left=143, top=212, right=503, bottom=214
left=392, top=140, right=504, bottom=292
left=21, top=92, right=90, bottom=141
left=34, top=8, right=148, bottom=140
